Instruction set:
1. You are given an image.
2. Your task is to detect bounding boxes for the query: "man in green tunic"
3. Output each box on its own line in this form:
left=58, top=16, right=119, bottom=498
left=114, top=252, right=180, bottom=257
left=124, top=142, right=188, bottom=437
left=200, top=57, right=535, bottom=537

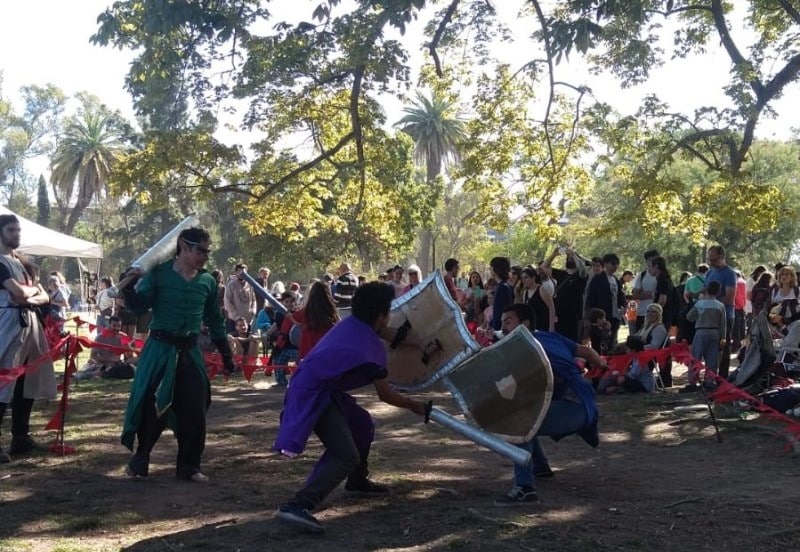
left=121, top=227, right=234, bottom=482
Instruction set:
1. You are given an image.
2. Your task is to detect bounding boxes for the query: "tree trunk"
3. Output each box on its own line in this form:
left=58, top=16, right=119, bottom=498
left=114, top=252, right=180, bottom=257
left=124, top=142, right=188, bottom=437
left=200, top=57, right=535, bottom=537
left=418, top=229, right=432, bottom=276
left=63, top=198, right=91, bottom=234
left=420, top=157, right=441, bottom=276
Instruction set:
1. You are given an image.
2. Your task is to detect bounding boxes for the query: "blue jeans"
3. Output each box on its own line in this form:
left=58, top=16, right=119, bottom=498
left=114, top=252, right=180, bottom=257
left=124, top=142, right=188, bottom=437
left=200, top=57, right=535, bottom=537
left=689, top=329, right=720, bottom=385
left=514, top=399, right=588, bottom=488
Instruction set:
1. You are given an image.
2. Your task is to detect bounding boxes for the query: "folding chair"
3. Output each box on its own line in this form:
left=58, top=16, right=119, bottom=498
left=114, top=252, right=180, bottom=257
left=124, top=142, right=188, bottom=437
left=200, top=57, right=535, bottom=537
left=653, top=332, right=672, bottom=391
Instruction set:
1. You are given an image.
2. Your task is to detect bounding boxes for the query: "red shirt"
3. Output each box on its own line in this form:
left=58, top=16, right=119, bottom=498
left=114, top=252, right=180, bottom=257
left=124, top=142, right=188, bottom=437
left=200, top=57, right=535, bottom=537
left=734, top=278, right=747, bottom=310
left=443, top=274, right=459, bottom=302
left=292, top=307, right=336, bottom=358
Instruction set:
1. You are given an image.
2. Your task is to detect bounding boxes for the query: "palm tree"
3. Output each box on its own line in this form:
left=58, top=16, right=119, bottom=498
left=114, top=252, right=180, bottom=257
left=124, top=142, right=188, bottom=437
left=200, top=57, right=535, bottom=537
left=50, top=110, right=124, bottom=233
left=397, top=92, right=466, bottom=273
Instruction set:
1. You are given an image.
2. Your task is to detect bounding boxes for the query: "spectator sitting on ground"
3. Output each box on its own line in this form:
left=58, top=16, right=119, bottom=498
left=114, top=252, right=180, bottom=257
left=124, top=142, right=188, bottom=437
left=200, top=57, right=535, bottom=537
left=74, top=316, right=137, bottom=380
left=228, top=317, right=257, bottom=358
left=596, top=334, right=650, bottom=394
left=587, top=308, right=612, bottom=355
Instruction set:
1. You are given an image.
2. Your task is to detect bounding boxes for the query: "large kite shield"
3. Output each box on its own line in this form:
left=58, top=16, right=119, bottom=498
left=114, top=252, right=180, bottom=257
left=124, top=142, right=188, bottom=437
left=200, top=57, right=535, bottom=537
left=385, top=272, right=481, bottom=392
left=443, top=325, right=553, bottom=444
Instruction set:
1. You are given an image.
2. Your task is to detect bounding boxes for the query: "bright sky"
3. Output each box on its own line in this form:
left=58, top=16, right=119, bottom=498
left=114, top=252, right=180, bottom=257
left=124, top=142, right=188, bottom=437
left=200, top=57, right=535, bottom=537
left=1, top=0, right=796, bottom=176
left=1, top=0, right=136, bottom=119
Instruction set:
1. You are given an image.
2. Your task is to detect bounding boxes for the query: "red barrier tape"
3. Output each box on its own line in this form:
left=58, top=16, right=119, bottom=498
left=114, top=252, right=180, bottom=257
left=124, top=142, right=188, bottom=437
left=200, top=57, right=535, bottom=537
left=3, top=318, right=798, bottom=454
left=1, top=318, right=300, bottom=455
left=588, top=341, right=800, bottom=451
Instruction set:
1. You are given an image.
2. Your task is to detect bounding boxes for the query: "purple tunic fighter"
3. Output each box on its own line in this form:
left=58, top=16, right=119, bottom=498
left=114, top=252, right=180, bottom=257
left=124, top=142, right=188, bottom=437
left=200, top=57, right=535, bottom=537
left=273, top=282, right=427, bottom=535
left=273, top=315, right=387, bottom=456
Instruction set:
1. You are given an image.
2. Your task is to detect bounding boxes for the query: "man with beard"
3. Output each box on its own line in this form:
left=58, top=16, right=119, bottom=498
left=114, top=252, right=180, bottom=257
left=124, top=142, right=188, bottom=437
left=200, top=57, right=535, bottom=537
left=0, top=214, right=57, bottom=462
left=121, top=227, right=235, bottom=482
left=542, top=246, right=589, bottom=342
left=704, top=244, right=737, bottom=380
left=224, top=263, right=256, bottom=333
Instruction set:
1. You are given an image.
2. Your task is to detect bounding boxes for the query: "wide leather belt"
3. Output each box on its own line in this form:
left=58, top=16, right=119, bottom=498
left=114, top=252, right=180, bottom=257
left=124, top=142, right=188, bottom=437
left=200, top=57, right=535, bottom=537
left=150, top=330, right=198, bottom=351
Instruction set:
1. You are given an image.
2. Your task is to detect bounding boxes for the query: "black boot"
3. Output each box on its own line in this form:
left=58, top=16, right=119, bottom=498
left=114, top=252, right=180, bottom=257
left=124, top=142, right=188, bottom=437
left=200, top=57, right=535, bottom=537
left=0, top=402, right=10, bottom=462
left=9, top=391, right=38, bottom=456
left=9, top=434, right=42, bottom=456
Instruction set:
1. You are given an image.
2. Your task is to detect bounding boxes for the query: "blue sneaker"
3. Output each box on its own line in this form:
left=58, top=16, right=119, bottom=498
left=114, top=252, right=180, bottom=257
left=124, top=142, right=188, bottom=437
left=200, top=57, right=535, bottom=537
left=493, top=485, right=539, bottom=507
left=276, top=503, right=324, bottom=534
left=344, top=478, right=390, bottom=495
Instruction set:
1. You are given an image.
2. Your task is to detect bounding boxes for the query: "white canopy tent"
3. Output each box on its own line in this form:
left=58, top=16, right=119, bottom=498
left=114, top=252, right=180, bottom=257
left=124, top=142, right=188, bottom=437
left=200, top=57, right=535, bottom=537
left=1, top=206, right=103, bottom=258
left=2, top=206, right=103, bottom=310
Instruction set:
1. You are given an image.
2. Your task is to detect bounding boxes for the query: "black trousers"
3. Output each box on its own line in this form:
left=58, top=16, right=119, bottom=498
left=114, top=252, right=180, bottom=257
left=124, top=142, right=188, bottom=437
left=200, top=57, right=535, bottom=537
left=0, top=375, right=35, bottom=440
left=129, top=352, right=210, bottom=477
left=555, top=313, right=581, bottom=343
left=718, top=319, right=735, bottom=380
left=290, top=395, right=373, bottom=510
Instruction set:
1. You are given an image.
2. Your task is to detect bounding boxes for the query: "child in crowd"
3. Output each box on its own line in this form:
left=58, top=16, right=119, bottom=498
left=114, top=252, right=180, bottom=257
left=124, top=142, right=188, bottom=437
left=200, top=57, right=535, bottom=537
left=682, top=281, right=726, bottom=393
left=596, top=334, right=650, bottom=394
left=587, top=308, right=612, bottom=355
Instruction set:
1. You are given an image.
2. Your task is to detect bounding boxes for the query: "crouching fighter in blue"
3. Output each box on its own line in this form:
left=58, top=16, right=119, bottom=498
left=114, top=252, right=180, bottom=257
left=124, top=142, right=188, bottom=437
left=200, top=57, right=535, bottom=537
left=120, top=227, right=235, bottom=483
left=274, top=282, right=427, bottom=534
left=495, top=303, right=604, bottom=506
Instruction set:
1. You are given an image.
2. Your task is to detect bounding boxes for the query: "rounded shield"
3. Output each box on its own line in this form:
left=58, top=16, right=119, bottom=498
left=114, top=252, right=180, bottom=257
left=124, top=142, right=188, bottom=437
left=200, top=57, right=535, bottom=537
left=384, top=272, right=480, bottom=392
left=443, top=325, right=554, bottom=444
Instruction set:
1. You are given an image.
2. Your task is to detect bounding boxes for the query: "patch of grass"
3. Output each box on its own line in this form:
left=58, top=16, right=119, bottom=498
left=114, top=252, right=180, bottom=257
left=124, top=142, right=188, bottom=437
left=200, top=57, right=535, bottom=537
left=0, top=540, right=33, bottom=552
left=64, top=516, right=102, bottom=532
left=51, top=541, right=96, bottom=552
left=104, top=509, right=145, bottom=526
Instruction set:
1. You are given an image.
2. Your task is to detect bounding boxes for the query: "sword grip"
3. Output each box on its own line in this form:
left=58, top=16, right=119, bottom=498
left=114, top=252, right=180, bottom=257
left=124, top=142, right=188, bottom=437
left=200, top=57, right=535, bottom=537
left=424, top=400, right=433, bottom=424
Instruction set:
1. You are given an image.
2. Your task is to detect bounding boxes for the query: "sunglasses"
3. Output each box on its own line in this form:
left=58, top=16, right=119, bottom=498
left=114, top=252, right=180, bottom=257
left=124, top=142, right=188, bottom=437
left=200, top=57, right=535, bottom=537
left=183, top=239, right=211, bottom=256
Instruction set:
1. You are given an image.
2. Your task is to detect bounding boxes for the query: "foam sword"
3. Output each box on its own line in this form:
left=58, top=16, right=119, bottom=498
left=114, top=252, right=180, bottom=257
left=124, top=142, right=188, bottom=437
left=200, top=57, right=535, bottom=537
left=424, top=401, right=531, bottom=466
left=239, top=269, right=288, bottom=315
left=114, top=215, right=200, bottom=291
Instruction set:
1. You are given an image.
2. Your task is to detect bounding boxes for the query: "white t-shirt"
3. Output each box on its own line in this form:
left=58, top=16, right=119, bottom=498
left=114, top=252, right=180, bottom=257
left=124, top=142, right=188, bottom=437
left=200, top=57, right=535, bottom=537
left=633, top=270, right=658, bottom=316
left=607, top=274, right=620, bottom=321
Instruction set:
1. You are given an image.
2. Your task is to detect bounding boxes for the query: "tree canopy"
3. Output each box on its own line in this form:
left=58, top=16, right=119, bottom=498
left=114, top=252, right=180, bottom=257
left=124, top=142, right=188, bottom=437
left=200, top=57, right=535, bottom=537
left=7, top=0, right=799, bottom=279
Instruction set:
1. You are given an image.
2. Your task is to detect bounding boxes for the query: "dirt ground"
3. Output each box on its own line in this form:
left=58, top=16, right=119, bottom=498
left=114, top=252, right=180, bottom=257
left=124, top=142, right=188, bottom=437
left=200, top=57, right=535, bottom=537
left=1, top=363, right=799, bottom=552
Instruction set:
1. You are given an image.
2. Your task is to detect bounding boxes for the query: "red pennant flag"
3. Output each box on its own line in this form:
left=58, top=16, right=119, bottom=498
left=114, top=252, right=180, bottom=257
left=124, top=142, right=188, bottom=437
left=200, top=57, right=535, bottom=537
left=44, top=409, right=63, bottom=431
left=241, top=358, right=261, bottom=382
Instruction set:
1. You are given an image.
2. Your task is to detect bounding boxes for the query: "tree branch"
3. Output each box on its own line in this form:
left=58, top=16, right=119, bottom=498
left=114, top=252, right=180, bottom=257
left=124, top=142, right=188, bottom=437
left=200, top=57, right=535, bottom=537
left=226, top=131, right=357, bottom=199
left=527, top=0, right=556, bottom=171
left=777, top=0, right=800, bottom=26
left=428, top=0, right=461, bottom=77
left=735, top=53, right=800, bottom=173
left=351, top=64, right=367, bottom=208
left=658, top=129, right=738, bottom=174
left=645, top=5, right=713, bottom=17
left=710, top=0, right=764, bottom=97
